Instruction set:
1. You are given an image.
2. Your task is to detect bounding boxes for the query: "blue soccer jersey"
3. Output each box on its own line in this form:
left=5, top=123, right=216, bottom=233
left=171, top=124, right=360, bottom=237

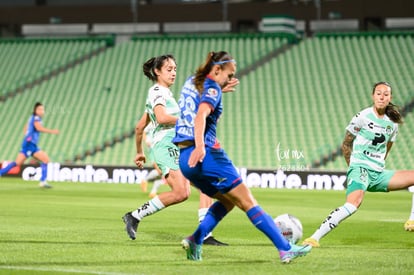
left=173, top=76, right=223, bottom=147
left=24, top=115, right=41, bottom=145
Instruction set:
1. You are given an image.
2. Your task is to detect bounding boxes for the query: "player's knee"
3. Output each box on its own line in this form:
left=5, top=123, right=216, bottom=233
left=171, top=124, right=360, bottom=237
left=168, top=183, right=190, bottom=202
left=172, top=189, right=190, bottom=203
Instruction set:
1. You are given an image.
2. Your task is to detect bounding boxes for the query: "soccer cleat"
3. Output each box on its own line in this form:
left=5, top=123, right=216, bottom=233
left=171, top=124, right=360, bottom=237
left=404, top=220, right=414, bottom=232
left=279, top=243, right=312, bottom=264
left=203, top=236, right=229, bottom=246
left=122, top=212, right=139, bottom=240
left=181, top=237, right=202, bottom=261
left=302, top=237, right=320, bottom=248
left=39, top=181, right=52, bottom=188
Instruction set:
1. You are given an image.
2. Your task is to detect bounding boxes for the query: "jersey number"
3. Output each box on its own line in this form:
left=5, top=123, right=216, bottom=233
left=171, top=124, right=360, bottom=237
left=179, top=95, right=197, bottom=126
left=168, top=147, right=179, bottom=158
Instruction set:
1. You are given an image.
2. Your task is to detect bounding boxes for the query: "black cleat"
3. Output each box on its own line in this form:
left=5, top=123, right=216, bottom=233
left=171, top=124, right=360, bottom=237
left=122, top=212, right=139, bottom=240
left=203, top=236, right=229, bottom=246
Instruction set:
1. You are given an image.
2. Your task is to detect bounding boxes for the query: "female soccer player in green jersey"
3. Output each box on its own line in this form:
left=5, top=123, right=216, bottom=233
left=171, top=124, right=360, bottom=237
left=303, top=82, right=414, bottom=247
left=122, top=54, right=228, bottom=245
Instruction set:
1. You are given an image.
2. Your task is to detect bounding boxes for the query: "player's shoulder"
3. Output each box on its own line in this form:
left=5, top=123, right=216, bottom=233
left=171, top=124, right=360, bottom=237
left=149, top=84, right=161, bottom=93
left=353, top=107, right=371, bottom=118
left=203, top=79, right=221, bottom=99
left=149, top=84, right=171, bottom=95
left=30, top=115, right=41, bottom=122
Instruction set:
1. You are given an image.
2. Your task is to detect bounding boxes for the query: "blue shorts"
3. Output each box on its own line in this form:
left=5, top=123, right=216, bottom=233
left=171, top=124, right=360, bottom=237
left=179, top=146, right=243, bottom=197
left=20, top=141, right=40, bottom=158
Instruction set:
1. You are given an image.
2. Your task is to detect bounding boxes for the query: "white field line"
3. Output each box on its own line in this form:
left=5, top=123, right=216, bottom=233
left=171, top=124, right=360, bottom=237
left=0, top=266, right=142, bottom=275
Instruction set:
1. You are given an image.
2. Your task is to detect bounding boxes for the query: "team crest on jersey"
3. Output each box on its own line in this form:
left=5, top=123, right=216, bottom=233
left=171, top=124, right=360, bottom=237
left=386, top=125, right=393, bottom=135
left=206, top=88, right=218, bottom=98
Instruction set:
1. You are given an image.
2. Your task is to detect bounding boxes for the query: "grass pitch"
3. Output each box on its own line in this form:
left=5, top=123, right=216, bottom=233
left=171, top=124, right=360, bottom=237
left=0, top=178, right=413, bottom=275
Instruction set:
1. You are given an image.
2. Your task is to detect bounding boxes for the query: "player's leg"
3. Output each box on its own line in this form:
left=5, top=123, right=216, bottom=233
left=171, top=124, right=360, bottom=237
left=405, top=186, right=414, bottom=231
left=178, top=146, right=233, bottom=260
left=198, top=191, right=228, bottom=246
left=386, top=170, right=414, bottom=231
left=123, top=139, right=190, bottom=240
left=387, top=170, right=414, bottom=191
left=189, top=192, right=234, bottom=245
left=149, top=178, right=165, bottom=198
left=222, top=182, right=311, bottom=263
left=303, top=192, right=359, bottom=247
left=148, top=162, right=164, bottom=198
left=123, top=168, right=190, bottom=240
left=33, top=150, right=52, bottom=188
left=303, top=170, right=365, bottom=247
left=223, top=183, right=289, bottom=249
left=141, top=163, right=161, bottom=193
left=184, top=146, right=309, bottom=262
left=182, top=191, right=233, bottom=261
left=0, top=153, right=26, bottom=176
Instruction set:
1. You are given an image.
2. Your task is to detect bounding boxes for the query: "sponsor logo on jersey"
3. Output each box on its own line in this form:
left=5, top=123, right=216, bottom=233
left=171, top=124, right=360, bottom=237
left=206, top=88, right=218, bottom=98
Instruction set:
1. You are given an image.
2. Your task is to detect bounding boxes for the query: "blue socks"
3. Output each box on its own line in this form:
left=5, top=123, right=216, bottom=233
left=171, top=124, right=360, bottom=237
left=0, top=161, right=17, bottom=176
left=247, top=205, right=291, bottom=251
left=40, top=163, right=48, bottom=181
left=1, top=162, right=47, bottom=182
left=193, top=201, right=228, bottom=245
left=191, top=203, right=291, bottom=251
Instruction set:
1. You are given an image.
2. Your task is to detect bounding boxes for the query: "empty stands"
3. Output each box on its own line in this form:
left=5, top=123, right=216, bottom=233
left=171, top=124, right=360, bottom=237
left=1, top=32, right=413, bottom=171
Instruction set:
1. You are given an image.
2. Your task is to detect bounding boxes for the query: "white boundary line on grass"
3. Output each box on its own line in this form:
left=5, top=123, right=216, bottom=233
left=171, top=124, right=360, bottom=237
left=0, top=266, right=138, bottom=275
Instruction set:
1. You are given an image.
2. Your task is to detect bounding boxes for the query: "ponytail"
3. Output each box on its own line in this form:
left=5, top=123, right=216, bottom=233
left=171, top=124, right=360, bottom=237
left=385, top=102, right=403, bottom=124
left=372, top=81, right=403, bottom=124
left=193, top=51, right=234, bottom=94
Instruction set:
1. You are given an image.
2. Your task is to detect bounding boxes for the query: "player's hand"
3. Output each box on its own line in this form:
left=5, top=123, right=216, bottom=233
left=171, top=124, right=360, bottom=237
left=188, top=146, right=206, bottom=168
left=135, top=153, right=146, bottom=168
left=52, top=129, right=60, bottom=135
left=222, top=77, right=239, bottom=93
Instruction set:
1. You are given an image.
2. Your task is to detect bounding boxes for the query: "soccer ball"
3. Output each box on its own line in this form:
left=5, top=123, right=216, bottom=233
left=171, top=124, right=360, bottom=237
left=274, top=213, right=303, bottom=244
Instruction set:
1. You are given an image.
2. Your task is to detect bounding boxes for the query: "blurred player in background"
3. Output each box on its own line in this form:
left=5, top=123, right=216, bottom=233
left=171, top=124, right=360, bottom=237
left=173, top=51, right=311, bottom=263
left=303, top=82, right=414, bottom=248
left=408, top=186, right=414, bottom=231
left=122, top=54, right=227, bottom=245
left=0, top=102, right=59, bottom=188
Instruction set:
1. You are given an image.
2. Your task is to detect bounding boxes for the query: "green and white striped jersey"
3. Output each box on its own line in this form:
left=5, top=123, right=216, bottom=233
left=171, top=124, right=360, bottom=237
left=346, top=107, right=398, bottom=171
left=145, top=84, right=180, bottom=144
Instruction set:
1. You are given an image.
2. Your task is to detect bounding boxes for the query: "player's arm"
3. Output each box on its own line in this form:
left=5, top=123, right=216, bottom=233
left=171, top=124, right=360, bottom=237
left=385, top=142, right=393, bottom=160
left=135, top=112, right=150, bottom=168
left=154, top=104, right=177, bottom=125
left=188, top=102, right=212, bottom=168
left=342, top=130, right=355, bottom=166
left=34, top=121, right=59, bottom=134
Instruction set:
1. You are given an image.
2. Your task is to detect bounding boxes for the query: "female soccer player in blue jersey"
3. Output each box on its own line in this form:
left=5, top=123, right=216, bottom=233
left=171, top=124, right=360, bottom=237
left=303, top=82, right=414, bottom=248
left=0, top=102, right=59, bottom=188
left=173, top=51, right=311, bottom=263
left=122, top=54, right=228, bottom=246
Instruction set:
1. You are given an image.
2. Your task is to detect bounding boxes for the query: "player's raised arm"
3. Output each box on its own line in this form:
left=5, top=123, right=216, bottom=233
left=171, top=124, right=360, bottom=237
left=33, top=120, right=59, bottom=135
